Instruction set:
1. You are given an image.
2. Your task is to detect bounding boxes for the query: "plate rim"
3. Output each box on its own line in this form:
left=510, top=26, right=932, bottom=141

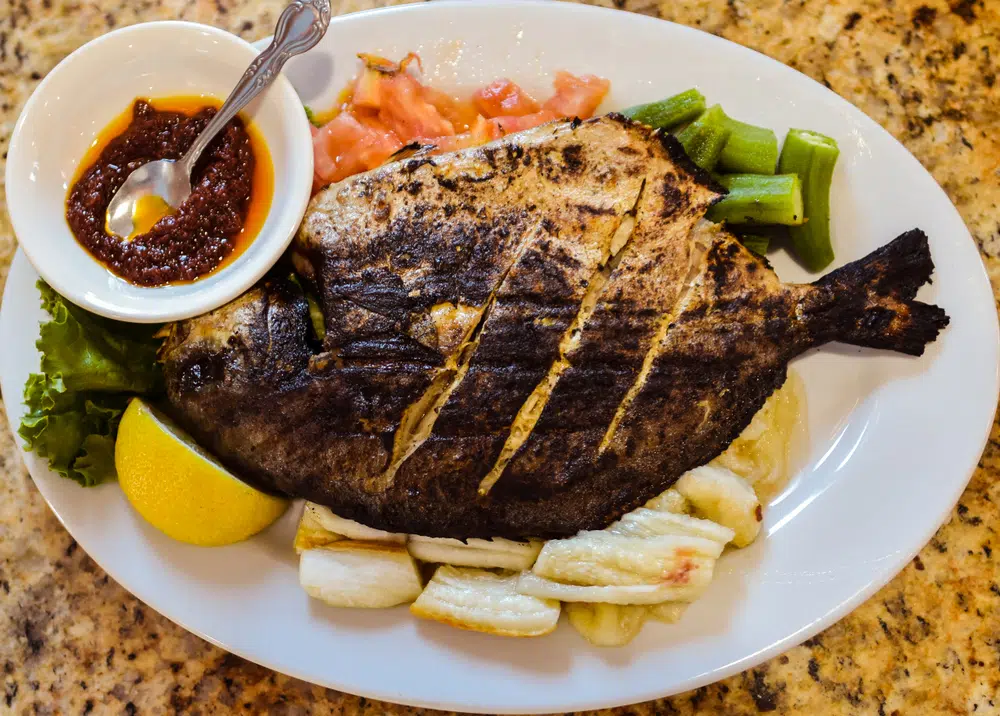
left=3, top=1, right=999, bottom=712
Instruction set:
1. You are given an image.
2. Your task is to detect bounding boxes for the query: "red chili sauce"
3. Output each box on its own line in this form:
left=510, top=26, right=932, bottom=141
left=65, top=98, right=273, bottom=287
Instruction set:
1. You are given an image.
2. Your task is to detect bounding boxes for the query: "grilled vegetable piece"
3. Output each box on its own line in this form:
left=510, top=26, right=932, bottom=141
left=515, top=572, right=701, bottom=605
left=565, top=603, right=649, bottom=647
left=299, top=542, right=423, bottom=608
left=622, top=89, right=706, bottom=130
left=411, top=566, right=560, bottom=637
left=532, top=531, right=722, bottom=590
left=707, top=173, right=805, bottom=226
left=648, top=602, right=688, bottom=623
left=719, top=116, right=779, bottom=174
left=675, top=105, right=731, bottom=170
left=407, top=536, right=542, bottom=570
left=738, top=234, right=770, bottom=256
left=303, top=502, right=406, bottom=543
left=162, top=110, right=948, bottom=540
left=779, top=129, right=840, bottom=271
left=675, top=465, right=762, bottom=547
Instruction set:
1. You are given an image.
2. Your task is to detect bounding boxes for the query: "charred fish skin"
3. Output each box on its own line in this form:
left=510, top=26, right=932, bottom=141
left=162, top=115, right=949, bottom=540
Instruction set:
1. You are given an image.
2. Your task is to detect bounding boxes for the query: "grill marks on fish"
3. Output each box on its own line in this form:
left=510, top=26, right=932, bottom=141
left=387, top=148, right=648, bottom=495
left=476, top=182, right=647, bottom=496
left=162, top=116, right=949, bottom=539
left=377, top=220, right=541, bottom=491
left=597, top=222, right=716, bottom=455
left=492, top=162, right=724, bottom=496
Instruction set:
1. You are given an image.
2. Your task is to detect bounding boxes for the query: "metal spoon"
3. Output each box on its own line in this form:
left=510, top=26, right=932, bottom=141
left=106, top=0, right=331, bottom=239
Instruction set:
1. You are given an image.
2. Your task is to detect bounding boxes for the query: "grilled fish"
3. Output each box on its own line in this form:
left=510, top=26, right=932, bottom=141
left=161, top=114, right=949, bottom=539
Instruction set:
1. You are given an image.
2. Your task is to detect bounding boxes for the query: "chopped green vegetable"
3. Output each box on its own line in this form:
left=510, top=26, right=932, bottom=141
left=304, top=104, right=322, bottom=128
left=707, top=174, right=805, bottom=226
left=739, top=234, right=771, bottom=256
left=621, top=89, right=706, bottom=130
left=719, top=116, right=779, bottom=175
left=18, top=282, right=164, bottom=486
left=778, top=129, right=840, bottom=272
left=305, top=291, right=326, bottom=341
left=675, top=105, right=731, bottom=171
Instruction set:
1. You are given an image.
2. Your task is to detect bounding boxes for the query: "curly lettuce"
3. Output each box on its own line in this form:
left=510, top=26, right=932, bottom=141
left=18, top=282, right=164, bottom=486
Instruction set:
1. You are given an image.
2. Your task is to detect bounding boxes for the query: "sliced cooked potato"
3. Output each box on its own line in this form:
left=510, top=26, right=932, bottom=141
left=516, top=572, right=708, bottom=604
left=407, top=536, right=542, bottom=570
left=411, top=566, right=560, bottom=637
left=565, top=603, right=648, bottom=647
left=675, top=465, right=762, bottom=547
left=299, top=542, right=422, bottom=608
left=647, top=602, right=688, bottom=624
left=294, top=504, right=342, bottom=553
left=608, top=508, right=735, bottom=544
left=303, top=502, right=406, bottom=544
left=533, top=531, right=723, bottom=588
left=644, top=488, right=689, bottom=514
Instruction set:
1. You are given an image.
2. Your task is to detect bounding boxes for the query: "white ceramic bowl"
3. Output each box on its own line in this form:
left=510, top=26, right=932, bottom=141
left=5, top=21, right=313, bottom=323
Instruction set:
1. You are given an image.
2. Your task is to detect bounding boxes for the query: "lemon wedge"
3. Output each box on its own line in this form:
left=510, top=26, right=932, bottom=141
left=115, top=398, right=288, bottom=546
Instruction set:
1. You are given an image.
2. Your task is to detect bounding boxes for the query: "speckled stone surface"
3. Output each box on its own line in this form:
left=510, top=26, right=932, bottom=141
left=1, top=0, right=998, bottom=713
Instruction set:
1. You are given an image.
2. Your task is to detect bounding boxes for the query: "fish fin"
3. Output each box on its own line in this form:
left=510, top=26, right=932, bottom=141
left=809, top=229, right=950, bottom=356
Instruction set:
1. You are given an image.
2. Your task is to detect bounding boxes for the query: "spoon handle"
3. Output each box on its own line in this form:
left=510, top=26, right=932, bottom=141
left=180, top=0, right=332, bottom=175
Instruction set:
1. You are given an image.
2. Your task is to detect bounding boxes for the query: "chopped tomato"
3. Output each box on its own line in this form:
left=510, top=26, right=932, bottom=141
left=352, top=52, right=423, bottom=109
left=378, top=73, right=455, bottom=142
left=424, top=115, right=503, bottom=153
left=473, top=79, right=541, bottom=118
left=543, top=71, right=610, bottom=119
left=312, top=111, right=404, bottom=185
left=494, top=109, right=560, bottom=135
left=309, top=54, right=614, bottom=193
left=422, top=86, right=481, bottom=133
left=351, top=68, right=385, bottom=109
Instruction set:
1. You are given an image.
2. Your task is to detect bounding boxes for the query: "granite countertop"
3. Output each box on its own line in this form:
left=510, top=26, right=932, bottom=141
left=1, top=0, right=998, bottom=713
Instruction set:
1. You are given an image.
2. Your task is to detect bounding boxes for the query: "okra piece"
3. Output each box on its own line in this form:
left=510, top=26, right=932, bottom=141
left=676, top=105, right=731, bottom=171
left=719, top=117, right=779, bottom=175
left=621, top=89, right=706, bottom=130
left=706, top=174, right=805, bottom=226
left=778, top=129, right=840, bottom=272
left=738, top=234, right=770, bottom=256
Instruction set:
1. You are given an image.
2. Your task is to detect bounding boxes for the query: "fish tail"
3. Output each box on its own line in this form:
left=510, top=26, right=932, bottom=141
left=807, top=229, right=950, bottom=356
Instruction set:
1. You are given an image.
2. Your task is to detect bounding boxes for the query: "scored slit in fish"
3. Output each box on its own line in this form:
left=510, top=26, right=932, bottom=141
left=162, top=115, right=949, bottom=540
left=477, top=204, right=643, bottom=496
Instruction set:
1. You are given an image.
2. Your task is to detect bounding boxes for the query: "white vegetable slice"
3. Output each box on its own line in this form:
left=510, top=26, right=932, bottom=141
left=644, top=488, right=689, bottom=514
left=411, top=566, right=560, bottom=637
left=533, top=531, right=723, bottom=588
left=516, top=572, right=709, bottom=604
left=293, top=504, right=342, bottom=554
left=675, top=465, right=763, bottom=547
left=608, top=508, right=735, bottom=544
left=303, top=502, right=406, bottom=544
left=565, top=603, right=648, bottom=647
left=299, top=542, right=422, bottom=608
left=647, top=602, right=688, bottom=624
left=407, top=536, right=542, bottom=570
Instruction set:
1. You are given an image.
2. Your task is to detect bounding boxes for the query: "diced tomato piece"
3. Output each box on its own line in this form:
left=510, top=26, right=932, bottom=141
left=473, top=79, right=542, bottom=118
left=353, top=52, right=424, bottom=110
left=543, top=71, right=610, bottom=119
left=422, top=86, right=481, bottom=133
left=352, top=68, right=385, bottom=109
left=494, top=109, right=560, bottom=135
left=312, top=111, right=404, bottom=187
left=377, top=73, right=455, bottom=142
left=424, top=115, right=503, bottom=153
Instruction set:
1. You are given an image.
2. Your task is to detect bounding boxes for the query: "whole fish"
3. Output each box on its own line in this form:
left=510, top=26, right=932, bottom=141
left=161, top=115, right=948, bottom=539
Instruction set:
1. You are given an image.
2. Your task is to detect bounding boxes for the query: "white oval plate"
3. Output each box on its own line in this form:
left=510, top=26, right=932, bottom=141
left=2, top=2, right=998, bottom=712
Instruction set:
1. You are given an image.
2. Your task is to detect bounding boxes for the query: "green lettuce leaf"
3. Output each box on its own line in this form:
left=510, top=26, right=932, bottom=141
left=19, top=282, right=163, bottom=486
left=36, top=281, right=163, bottom=394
